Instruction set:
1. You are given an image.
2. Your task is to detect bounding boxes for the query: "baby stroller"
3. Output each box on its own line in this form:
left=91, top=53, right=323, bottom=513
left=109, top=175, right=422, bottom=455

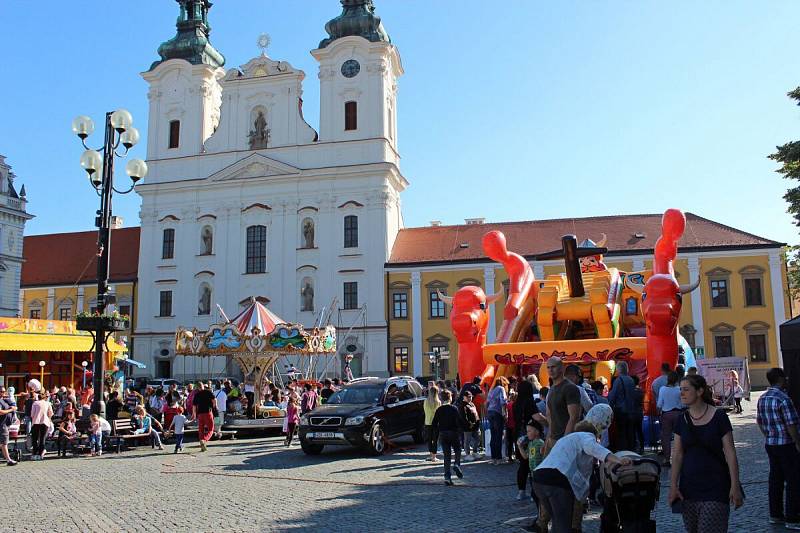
left=599, top=451, right=661, bottom=533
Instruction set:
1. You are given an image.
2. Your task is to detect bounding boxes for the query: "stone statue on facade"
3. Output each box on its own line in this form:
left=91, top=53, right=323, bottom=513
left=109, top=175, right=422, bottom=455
left=201, top=226, right=213, bottom=255
left=301, top=281, right=314, bottom=312
left=248, top=110, right=269, bottom=149
left=199, top=286, right=211, bottom=315
left=302, top=219, right=315, bottom=248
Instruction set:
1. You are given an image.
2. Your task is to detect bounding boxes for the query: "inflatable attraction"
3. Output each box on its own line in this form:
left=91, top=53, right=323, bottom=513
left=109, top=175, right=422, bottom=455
left=438, top=208, right=699, bottom=403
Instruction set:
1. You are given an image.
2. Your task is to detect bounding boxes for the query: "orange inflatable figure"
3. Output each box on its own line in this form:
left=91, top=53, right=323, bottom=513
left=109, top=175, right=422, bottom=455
left=642, top=209, right=699, bottom=388
left=438, top=286, right=503, bottom=389
left=482, top=231, right=535, bottom=321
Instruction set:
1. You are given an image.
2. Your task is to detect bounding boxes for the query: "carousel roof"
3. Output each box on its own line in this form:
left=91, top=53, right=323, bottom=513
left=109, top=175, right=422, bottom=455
left=229, top=298, right=285, bottom=336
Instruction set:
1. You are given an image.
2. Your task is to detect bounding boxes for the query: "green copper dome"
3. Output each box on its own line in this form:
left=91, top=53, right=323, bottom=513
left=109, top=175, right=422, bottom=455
left=319, top=0, right=391, bottom=49
left=150, top=0, right=225, bottom=71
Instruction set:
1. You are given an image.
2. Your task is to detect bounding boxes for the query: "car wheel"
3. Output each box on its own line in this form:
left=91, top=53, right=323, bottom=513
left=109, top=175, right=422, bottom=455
left=300, top=440, right=324, bottom=455
left=412, top=424, right=425, bottom=444
left=368, top=423, right=386, bottom=455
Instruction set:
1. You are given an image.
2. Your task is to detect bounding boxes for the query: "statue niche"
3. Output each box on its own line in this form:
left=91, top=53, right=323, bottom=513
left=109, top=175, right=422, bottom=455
left=301, top=278, right=314, bottom=312
left=248, top=109, right=270, bottom=149
left=201, top=226, right=213, bottom=255
left=302, top=218, right=315, bottom=248
left=198, top=284, right=212, bottom=316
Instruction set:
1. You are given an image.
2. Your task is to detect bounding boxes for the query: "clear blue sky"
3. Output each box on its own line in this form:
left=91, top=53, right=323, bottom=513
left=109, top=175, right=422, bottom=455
left=1, top=1, right=799, bottom=246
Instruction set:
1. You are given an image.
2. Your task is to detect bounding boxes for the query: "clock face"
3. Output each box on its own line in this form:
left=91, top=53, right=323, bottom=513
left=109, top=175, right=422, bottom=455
left=341, top=59, right=360, bottom=79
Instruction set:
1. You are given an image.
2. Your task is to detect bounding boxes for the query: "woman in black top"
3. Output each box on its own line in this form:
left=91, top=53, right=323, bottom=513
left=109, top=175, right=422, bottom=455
left=432, top=390, right=464, bottom=486
left=669, top=375, right=743, bottom=533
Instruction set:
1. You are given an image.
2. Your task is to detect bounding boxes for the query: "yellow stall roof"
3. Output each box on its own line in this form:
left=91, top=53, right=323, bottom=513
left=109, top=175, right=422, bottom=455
left=0, top=331, right=125, bottom=353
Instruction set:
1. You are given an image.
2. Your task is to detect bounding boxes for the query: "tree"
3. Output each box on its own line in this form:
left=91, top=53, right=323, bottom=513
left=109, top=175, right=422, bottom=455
left=784, top=245, right=800, bottom=310
left=769, top=87, right=800, bottom=228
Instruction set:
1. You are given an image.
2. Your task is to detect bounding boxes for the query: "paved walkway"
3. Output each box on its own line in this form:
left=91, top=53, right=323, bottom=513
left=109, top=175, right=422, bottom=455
left=0, top=393, right=780, bottom=532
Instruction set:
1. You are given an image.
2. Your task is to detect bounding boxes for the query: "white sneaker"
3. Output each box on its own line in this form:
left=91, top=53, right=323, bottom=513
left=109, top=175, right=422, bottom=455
left=516, top=490, right=525, bottom=501
left=462, top=455, right=474, bottom=462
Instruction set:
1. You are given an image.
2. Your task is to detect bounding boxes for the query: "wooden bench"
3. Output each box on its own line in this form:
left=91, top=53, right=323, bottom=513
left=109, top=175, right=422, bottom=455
left=110, top=419, right=151, bottom=453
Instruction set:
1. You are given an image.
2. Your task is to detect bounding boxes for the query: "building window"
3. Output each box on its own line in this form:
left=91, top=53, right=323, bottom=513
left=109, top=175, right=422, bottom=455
left=119, top=305, right=131, bottom=317
left=343, top=282, right=358, bottom=310
left=714, top=335, right=733, bottom=357
left=430, top=290, right=446, bottom=319
left=168, top=120, right=180, bottom=149
left=162, top=228, right=175, bottom=260
left=159, top=290, right=173, bottom=317
left=245, top=225, right=267, bottom=274
left=749, top=334, right=768, bottom=362
left=744, top=278, right=763, bottom=306
left=344, top=215, right=358, bottom=248
left=393, top=347, right=409, bottom=374
left=30, top=309, right=41, bottom=319
left=392, top=292, right=408, bottom=319
left=710, top=279, right=729, bottom=308
left=59, top=308, right=72, bottom=321
left=345, top=101, right=357, bottom=131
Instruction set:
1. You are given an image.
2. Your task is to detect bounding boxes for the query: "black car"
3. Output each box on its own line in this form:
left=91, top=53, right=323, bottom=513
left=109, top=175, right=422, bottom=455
left=298, top=376, right=425, bottom=455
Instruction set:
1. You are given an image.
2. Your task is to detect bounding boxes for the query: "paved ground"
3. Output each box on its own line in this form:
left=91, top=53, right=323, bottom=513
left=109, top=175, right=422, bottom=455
left=0, top=393, right=781, bottom=532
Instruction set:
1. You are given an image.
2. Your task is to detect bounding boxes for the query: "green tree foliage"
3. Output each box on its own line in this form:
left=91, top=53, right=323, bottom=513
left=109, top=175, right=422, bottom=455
left=770, top=87, right=800, bottom=228
left=783, top=246, right=800, bottom=308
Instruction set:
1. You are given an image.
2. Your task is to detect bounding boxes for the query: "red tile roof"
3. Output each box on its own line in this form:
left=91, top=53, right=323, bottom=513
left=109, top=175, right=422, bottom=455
left=388, top=213, right=783, bottom=266
left=22, top=227, right=140, bottom=287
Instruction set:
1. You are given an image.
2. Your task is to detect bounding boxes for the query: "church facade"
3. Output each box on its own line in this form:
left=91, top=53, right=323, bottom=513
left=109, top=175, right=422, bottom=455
left=133, top=0, right=405, bottom=378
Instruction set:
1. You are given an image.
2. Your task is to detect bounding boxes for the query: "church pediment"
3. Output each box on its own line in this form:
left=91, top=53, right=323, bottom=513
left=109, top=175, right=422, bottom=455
left=208, top=153, right=301, bottom=182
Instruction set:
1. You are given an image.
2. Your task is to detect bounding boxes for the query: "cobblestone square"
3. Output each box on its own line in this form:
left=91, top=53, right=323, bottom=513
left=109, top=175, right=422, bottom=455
left=0, top=392, right=784, bottom=532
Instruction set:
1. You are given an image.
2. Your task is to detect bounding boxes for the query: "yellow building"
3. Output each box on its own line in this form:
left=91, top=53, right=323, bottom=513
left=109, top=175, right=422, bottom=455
left=20, top=228, right=139, bottom=347
left=386, top=214, right=790, bottom=387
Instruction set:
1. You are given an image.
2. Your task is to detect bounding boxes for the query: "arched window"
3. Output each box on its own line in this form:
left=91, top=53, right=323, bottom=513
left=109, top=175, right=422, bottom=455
left=162, top=228, right=175, bottom=259
left=246, top=225, right=267, bottom=274
left=169, top=120, right=180, bottom=149
left=198, top=283, right=212, bottom=315
left=344, top=215, right=358, bottom=248
left=200, top=225, right=213, bottom=255
left=345, top=101, right=358, bottom=131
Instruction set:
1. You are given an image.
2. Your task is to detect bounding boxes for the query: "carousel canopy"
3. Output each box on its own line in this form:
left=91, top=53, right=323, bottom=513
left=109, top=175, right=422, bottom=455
left=175, top=297, right=336, bottom=357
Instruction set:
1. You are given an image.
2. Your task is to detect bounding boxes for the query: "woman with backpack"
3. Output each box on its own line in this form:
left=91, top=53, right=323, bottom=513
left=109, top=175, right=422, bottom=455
left=669, top=374, right=743, bottom=533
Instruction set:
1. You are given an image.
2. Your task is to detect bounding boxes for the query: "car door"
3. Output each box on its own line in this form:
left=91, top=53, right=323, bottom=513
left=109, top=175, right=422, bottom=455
left=382, top=379, right=404, bottom=437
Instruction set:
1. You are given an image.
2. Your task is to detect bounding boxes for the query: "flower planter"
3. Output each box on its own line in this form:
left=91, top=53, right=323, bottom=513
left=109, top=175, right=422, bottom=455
left=76, top=316, right=129, bottom=332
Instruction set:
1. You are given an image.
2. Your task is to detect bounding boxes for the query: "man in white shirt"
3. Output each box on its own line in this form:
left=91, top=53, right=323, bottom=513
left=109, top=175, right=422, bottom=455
left=213, top=383, right=227, bottom=438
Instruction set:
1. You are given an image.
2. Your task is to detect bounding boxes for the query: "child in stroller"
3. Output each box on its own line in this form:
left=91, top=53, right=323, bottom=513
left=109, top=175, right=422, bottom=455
left=599, top=451, right=661, bottom=533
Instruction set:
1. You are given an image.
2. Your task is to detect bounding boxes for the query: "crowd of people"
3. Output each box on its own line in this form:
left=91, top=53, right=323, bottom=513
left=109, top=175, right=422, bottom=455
left=422, top=356, right=753, bottom=533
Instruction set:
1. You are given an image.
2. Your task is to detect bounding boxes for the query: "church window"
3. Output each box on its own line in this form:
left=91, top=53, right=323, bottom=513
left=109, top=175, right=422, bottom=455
left=245, top=225, right=267, bottom=274
left=162, top=229, right=175, bottom=260
left=343, top=282, right=358, bottom=310
left=344, top=215, right=358, bottom=248
left=159, top=290, right=173, bottom=317
left=200, top=226, right=213, bottom=255
left=345, top=101, right=358, bottom=131
left=169, top=120, right=180, bottom=149
left=198, top=283, right=211, bottom=316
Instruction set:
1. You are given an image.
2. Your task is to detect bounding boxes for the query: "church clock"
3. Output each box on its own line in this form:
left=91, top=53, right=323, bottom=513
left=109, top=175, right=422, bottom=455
left=341, top=59, right=360, bottom=78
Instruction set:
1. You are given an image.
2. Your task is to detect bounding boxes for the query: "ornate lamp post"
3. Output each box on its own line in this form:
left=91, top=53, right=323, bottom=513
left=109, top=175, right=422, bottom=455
left=72, top=110, right=147, bottom=417
left=38, top=360, right=45, bottom=387
left=82, top=361, right=89, bottom=390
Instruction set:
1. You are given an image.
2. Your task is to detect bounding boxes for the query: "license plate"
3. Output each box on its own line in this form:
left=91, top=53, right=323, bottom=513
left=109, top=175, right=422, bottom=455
left=313, top=432, right=337, bottom=439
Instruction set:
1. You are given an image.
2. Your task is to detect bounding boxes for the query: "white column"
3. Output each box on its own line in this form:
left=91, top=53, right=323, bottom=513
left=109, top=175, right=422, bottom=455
left=633, top=258, right=645, bottom=272
left=769, top=250, right=787, bottom=367
left=46, top=288, right=55, bottom=320
left=411, top=271, right=423, bottom=376
left=484, top=266, right=497, bottom=343
left=687, top=257, right=705, bottom=351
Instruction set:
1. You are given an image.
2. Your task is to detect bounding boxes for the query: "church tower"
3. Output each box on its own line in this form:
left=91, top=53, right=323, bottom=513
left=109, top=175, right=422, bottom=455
left=312, top=0, right=403, bottom=149
left=141, top=0, right=226, bottom=160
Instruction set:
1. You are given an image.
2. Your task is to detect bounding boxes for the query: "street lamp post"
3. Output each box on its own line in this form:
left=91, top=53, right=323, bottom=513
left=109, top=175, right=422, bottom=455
left=72, top=110, right=147, bottom=417
left=82, top=361, right=89, bottom=390
left=425, top=350, right=450, bottom=382
left=38, top=360, right=45, bottom=388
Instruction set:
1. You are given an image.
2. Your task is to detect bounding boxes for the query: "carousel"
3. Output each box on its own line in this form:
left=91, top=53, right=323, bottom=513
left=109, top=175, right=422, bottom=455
left=175, top=297, right=337, bottom=431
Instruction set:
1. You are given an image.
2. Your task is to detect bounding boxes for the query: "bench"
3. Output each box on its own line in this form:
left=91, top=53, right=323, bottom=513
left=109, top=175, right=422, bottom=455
left=110, top=419, right=151, bottom=453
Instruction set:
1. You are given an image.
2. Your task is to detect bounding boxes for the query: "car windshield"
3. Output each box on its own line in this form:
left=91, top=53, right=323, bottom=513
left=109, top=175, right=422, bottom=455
left=326, top=386, right=383, bottom=405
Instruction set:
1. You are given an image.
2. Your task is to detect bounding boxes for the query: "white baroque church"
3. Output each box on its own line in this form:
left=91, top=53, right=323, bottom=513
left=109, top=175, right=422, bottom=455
left=134, top=0, right=405, bottom=378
